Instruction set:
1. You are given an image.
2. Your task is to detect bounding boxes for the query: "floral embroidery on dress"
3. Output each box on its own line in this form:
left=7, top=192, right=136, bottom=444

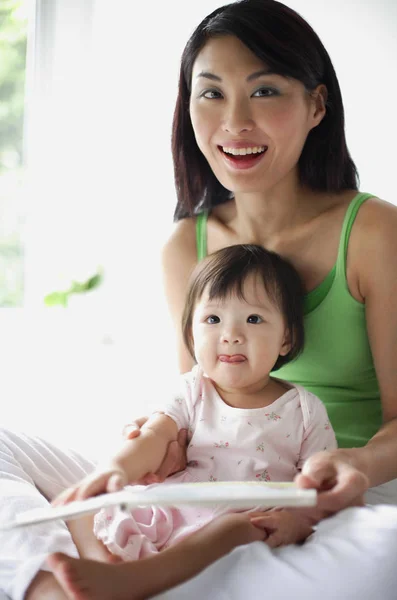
left=174, top=396, right=184, bottom=405
left=265, top=412, right=281, bottom=421
left=324, top=421, right=331, bottom=430
left=256, top=442, right=265, bottom=452
left=187, top=460, right=199, bottom=468
left=256, top=469, right=271, bottom=482
left=214, top=441, right=229, bottom=448
left=209, top=475, right=218, bottom=482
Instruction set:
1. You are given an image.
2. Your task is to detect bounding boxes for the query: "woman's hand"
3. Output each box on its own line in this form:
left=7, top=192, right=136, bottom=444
left=294, top=449, right=369, bottom=515
left=249, top=509, right=314, bottom=548
left=52, top=465, right=128, bottom=506
left=122, top=415, right=188, bottom=484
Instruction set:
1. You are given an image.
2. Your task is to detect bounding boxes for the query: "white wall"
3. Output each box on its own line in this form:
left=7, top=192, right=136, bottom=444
left=2, top=0, right=396, bottom=457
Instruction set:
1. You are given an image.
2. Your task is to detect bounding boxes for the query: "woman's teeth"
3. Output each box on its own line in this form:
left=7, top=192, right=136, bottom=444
left=222, top=146, right=266, bottom=156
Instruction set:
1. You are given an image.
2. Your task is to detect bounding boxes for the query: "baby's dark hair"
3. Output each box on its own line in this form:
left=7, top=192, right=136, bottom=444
left=182, top=244, right=305, bottom=371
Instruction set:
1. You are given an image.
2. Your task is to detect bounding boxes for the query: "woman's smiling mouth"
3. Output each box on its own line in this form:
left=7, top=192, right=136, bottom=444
left=218, top=145, right=268, bottom=170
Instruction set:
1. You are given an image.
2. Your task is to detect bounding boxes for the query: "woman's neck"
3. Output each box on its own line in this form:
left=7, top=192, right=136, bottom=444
left=231, top=180, right=322, bottom=244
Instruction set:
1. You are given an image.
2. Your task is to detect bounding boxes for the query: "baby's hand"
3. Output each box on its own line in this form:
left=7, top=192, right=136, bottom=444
left=123, top=417, right=188, bottom=484
left=203, top=513, right=268, bottom=552
left=52, top=466, right=127, bottom=507
left=250, top=508, right=314, bottom=548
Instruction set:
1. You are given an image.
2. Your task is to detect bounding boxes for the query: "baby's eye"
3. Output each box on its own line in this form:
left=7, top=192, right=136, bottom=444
left=247, top=314, right=263, bottom=324
left=206, top=315, right=220, bottom=324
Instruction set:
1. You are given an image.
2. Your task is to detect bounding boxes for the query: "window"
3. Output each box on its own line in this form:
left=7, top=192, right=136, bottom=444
left=0, top=0, right=28, bottom=306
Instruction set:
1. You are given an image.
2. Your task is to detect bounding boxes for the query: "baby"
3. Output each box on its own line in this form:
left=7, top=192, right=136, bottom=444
left=50, top=244, right=336, bottom=598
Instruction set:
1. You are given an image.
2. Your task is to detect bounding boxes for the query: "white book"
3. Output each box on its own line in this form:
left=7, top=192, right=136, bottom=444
left=0, top=482, right=316, bottom=531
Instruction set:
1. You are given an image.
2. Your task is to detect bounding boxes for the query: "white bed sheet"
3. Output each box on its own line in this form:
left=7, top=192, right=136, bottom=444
left=153, top=504, right=397, bottom=600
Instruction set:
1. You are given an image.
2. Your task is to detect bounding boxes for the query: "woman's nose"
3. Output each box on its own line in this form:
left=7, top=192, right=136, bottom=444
left=221, top=100, right=254, bottom=135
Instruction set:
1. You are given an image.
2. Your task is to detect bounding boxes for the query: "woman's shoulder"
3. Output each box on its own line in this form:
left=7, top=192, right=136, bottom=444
left=162, top=200, right=237, bottom=262
left=349, top=194, right=397, bottom=250
left=162, top=217, right=197, bottom=272
left=354, top=194, right=397, bottom=226
left=349, top=194, right=397, bottom=298
left=319, top=190, right=396, bottom=261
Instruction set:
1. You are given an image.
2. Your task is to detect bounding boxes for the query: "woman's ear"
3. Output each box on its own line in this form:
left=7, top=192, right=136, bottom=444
left=279, top=329, right=292, bottom=357
left=310, top=84, right=327, bottom=129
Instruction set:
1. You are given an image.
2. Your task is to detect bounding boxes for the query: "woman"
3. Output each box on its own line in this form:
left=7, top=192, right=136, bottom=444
left=158, top=0, right=397, bottom=513
left=1, top=1, right=397, bottom=599
left=125, top=0, right=397, bottom=595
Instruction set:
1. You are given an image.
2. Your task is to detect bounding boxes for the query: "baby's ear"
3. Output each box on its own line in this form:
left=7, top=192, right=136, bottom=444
left=279, top=329, right=292, bottom=356
left=189, top=332, right=197, bottom=360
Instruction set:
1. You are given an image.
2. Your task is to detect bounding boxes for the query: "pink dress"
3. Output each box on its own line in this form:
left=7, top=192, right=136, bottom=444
left=94, top=366, right=337, bottom=560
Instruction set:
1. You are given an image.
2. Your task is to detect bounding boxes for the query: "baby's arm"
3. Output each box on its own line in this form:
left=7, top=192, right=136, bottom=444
left=110, top=414, right=179, bottom=484
left=53, top=414, right=178, bottom=505
left=249, top=508, right=315, bottom=547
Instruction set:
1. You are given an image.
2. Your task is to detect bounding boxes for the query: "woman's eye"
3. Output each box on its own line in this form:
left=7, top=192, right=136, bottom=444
left=201, top=89, right=223, bottom=100
left=206, top=315, right=220, bottom=324
left=247, top=315, right=263, bottom=324
left=252, top=87, right=278, bottom=98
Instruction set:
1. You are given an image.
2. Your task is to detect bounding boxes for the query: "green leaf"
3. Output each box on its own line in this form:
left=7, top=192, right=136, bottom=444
left=85, top=272, right=102, bottom=291
left=44, top=291, right=68, bottom=307
left=44, top=268, right=103, bottom=307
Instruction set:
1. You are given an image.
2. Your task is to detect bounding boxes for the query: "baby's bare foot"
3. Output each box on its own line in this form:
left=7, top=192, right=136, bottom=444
left=47, top=552, right=134, bottom=600
left=25, top=569, right=69, bottom=600
left=68, top=516, right=118, bottom=563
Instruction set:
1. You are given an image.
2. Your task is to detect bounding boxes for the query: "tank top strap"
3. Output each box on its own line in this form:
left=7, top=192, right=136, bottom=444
left=335, top=192, right=375, bottom=280
left=196, top=211, right=209, bottom=261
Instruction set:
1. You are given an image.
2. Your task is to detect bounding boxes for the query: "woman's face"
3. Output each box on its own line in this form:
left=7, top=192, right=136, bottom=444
left=189, top=35, right=325, bottom=195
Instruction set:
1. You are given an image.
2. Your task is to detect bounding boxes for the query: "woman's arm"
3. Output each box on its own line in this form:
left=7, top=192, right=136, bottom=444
left=345, top=199, right=397, bottom=484
left=296, top=198, right=397, bottom=511
left=54, top=414, right=178, bottom=504
left=162, top=218, right=198, bottom=373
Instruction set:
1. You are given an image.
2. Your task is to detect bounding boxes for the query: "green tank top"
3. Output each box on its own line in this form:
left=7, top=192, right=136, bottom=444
left=195, top=192, right=381, bottom=448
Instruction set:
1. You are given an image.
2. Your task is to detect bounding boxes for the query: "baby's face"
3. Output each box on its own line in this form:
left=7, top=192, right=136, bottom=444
left=191, top=273, right=291, bottom=393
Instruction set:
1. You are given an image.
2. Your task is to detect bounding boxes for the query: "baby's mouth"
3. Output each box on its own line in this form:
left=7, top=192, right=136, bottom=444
left=218, top=354, right=247, bottom=363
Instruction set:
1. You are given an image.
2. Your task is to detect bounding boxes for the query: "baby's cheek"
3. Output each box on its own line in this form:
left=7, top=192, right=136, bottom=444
left=194, top=344, right=208, bottom=367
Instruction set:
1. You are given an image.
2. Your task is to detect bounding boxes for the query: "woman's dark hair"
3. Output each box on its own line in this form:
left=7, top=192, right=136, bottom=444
left=172, top=0, right=358, bottom=219
left=182, top=244, right=305, bottom=371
